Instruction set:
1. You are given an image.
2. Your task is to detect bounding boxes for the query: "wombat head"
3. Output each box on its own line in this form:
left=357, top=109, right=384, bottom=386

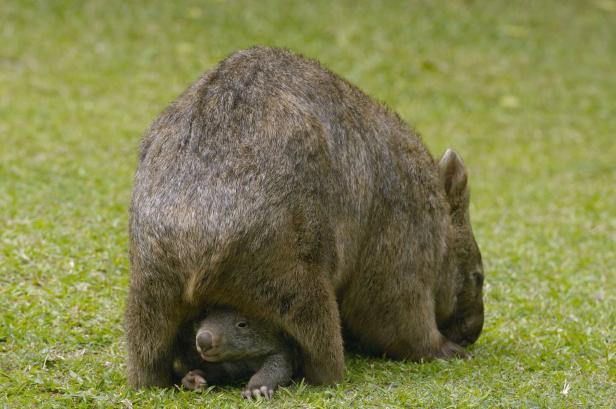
left=194, top=308, right=280, bottom=362
left=438, top=149, right=484, bottom=346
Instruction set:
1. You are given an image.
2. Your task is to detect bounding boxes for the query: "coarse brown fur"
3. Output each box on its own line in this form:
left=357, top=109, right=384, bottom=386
left=125, top=46, right=484, bottom=388
left=173, top=307, right=296, bottom=399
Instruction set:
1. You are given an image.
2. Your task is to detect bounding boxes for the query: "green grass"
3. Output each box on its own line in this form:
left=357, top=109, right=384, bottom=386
left=1, top=0, right=615, bottom=407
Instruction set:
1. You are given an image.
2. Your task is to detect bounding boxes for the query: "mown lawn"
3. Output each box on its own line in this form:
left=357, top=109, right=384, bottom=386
left=1, top=0, right=614, bottom=407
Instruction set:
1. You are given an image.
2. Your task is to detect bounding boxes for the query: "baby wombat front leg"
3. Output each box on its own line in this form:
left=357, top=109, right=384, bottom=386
left=241, top=350, right=295, bottom=399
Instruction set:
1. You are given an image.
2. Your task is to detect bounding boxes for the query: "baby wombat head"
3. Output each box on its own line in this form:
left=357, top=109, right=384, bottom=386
left=438, top=149, right=485, bottom=346
left=195, top=307, right=280, bottom=362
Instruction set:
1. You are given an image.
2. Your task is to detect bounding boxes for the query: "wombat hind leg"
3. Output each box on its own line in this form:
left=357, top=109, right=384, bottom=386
left=278, top=274, right=344, bottom=385
left=235, top=263, right=344, bottom=385
left=125, top=265, right=186, bottom=388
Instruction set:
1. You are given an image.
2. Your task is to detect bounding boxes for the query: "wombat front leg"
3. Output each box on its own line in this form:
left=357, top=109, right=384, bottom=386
left=275, top=271, right=344, bottom=385
left=241, top=352, right=294, bottom=399
left=342, top=282, right=466, bottom=362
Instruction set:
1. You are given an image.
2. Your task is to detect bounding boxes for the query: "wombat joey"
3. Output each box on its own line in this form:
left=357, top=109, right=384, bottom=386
left=173, top=307, right=295, bottom=399
left=126, top=46, right=484, bottom=388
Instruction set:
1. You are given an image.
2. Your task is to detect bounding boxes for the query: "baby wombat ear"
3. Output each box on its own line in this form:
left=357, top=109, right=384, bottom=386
left=438, top=149, right=468, bottom=205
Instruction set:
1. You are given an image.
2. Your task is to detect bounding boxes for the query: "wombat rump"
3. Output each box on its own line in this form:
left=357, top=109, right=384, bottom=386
left=173, top=307, right=296, bottom=399
left=126, top=46, right=484, bottom=388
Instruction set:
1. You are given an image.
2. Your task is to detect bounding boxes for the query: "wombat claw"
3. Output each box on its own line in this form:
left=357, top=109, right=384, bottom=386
left=242, top=385, right=274, bottom=399
left=182, top=370, right=208, bottom=391
left=440, top=340, right=468, bottom=359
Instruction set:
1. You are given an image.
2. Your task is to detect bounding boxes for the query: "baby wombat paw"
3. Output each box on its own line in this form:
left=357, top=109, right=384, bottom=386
left=182, top=369, right=208, bottom=391
left=241, top=385, right=275, bottom=400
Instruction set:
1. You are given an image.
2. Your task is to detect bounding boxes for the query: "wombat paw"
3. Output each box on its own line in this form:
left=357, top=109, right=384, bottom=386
left=182, top=369, right=208, bottom=391
left=437, top=340, right=468, bottom=360
left=241, top=385, right=275, bottom=400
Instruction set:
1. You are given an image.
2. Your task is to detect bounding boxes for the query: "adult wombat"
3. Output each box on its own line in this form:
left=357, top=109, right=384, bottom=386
left=125, top=46, right=484, bottom=388
left=173, top=307, right=296, bottom=399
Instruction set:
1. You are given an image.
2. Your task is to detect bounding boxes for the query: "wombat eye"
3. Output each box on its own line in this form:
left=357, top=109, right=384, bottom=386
left=236, top=322, right=248, bottom=328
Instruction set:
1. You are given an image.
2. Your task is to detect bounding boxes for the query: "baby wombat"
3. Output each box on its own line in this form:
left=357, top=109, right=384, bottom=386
left=173, top=307, right=296, bottom=399
left=126, top=46, right=484, bottom=389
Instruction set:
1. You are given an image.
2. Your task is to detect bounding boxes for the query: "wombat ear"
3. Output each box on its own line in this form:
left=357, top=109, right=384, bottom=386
left=438, top=149, right=468, bottom=203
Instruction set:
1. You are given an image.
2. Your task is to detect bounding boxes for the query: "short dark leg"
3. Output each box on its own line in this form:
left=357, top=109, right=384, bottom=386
left=227, top=264, right=345, bottom=385
left=275, top=272, right=344, bottom=385
left=242, top=351, right=295, bottom=399
left=341, top=281, right=465, bottom=362
left=125, top=268, right=185, bottom=388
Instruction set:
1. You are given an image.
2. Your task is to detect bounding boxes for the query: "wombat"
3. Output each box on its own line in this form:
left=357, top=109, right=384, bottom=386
left=125, top=46, right=484, bottom=389
left=172, top=307, right=296, bottom=399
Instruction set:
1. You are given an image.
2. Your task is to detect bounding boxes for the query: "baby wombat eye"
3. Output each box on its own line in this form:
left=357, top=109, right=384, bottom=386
left=236, top=321, right=248, bottom=328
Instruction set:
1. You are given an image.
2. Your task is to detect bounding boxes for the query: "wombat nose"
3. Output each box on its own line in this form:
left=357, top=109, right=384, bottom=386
left=196, top=331, right=214, bottom=352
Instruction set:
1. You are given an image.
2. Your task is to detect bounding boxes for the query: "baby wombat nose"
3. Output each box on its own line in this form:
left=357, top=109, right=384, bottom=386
left=196, top=330, right=214, bottom=352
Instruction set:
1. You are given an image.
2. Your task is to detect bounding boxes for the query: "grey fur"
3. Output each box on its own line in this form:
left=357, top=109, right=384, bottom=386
left=173, top=307, right=296, bottom=399
left=125, top=46, right=484, bottom=388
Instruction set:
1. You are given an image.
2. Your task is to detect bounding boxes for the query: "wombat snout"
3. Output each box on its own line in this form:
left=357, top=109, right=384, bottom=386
left=196, top=330, right=215, bottom=353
